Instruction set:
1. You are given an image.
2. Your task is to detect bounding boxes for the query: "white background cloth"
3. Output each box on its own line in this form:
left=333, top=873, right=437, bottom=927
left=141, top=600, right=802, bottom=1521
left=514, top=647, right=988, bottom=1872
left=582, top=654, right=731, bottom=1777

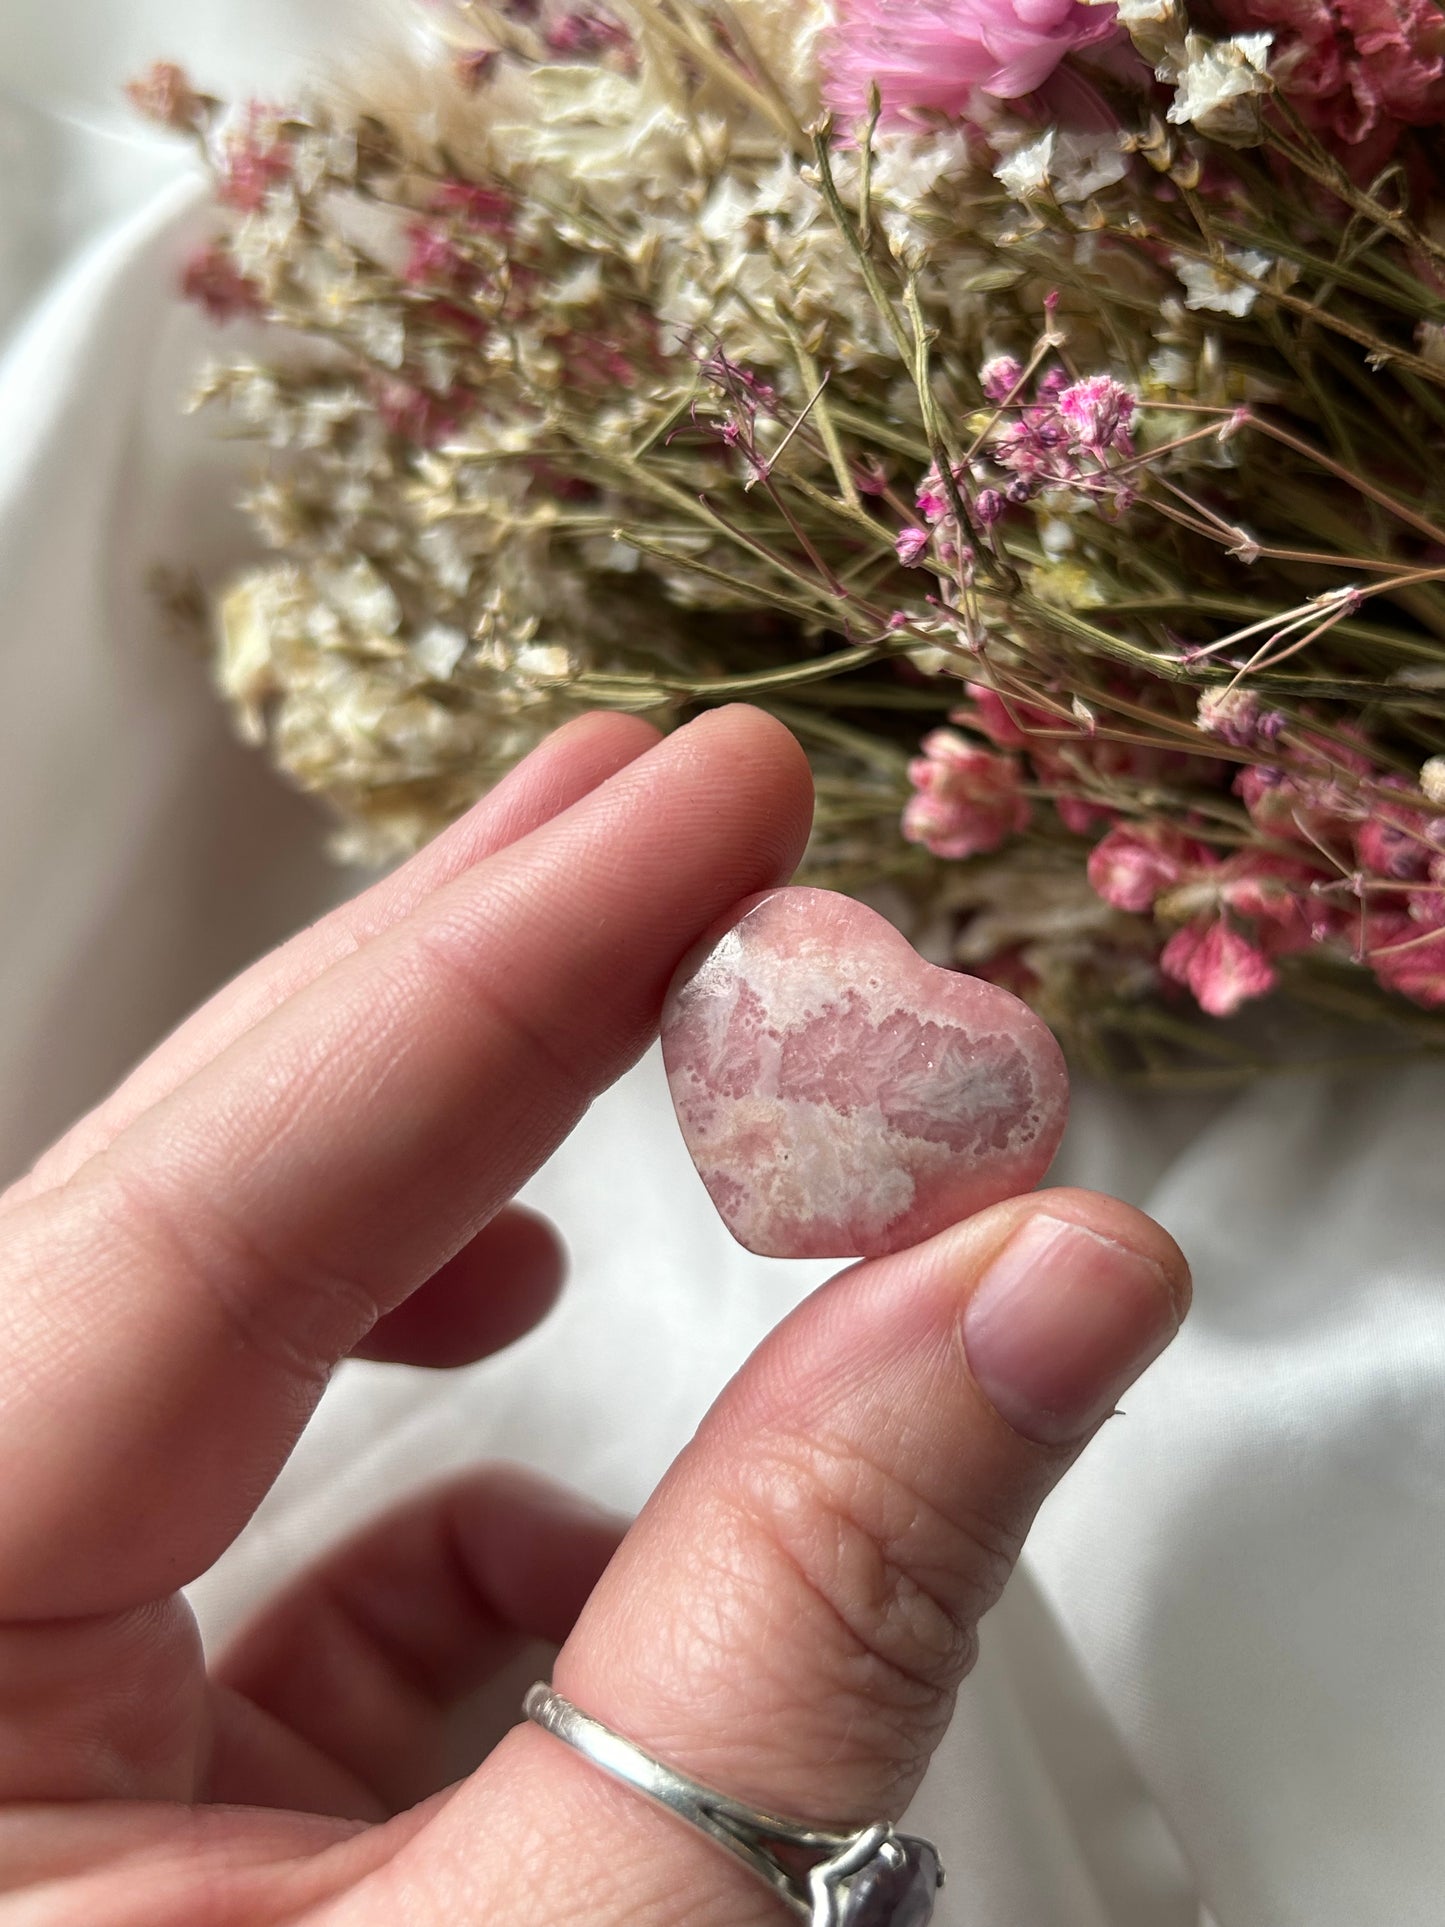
left=2, top=7, right=1442, bottom=1920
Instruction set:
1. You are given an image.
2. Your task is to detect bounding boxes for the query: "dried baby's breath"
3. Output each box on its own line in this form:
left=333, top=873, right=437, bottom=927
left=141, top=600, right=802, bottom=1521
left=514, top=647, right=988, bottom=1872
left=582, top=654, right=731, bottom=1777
left=144, top=0, right=1445, bottom=1076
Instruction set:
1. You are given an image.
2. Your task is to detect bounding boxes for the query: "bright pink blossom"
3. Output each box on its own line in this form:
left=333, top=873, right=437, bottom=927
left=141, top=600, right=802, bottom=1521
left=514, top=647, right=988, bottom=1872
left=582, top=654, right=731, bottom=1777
left=902, top=729, right=1031, bottom=859
left=980, top=354, right=1025, bottom=402
left=986, top=369, right=1138, bottom=510
left=915, top=470, right=952, bottom=523
left=1160, top=921, right=1278, bottom=1017
left=824, top=0, right=1119, bottom=121
left=1056, top=374, right=1135, bottom=450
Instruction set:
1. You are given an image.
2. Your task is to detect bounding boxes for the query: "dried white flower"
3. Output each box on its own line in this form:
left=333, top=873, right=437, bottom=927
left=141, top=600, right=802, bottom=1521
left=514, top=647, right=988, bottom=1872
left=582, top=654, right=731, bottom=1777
left=355, top=306, right=406, bottom=370
left=995, top=133, right=1055, bottom=200
left=315, top=557, right=402, bottom=635
left=1112, top=0, right=1189, bottom=67
left=412, top=623, right=470, bottom=680
left=1421, top=756, right=1445, bottom=806
left=994, top=126, right=1126, bottom=204
left=1166, top=32, right=1273, bottom=144
left=218, top=569, right=290, bottom=742
left=1172, top=247, right=1273, bottom=315
left=513, top=642, right=575, bottom=683
left=1050, top=130, right=1129, bottom=202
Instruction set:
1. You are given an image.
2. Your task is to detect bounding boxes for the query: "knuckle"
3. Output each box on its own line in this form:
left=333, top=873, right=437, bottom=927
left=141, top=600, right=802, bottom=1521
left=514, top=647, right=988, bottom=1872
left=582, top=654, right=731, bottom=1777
left=93, top=1151, right=380, bottom=1386
left=729, top=1428, right=1017, bottom=1717
left=406, top=917, right=591, bottom=1110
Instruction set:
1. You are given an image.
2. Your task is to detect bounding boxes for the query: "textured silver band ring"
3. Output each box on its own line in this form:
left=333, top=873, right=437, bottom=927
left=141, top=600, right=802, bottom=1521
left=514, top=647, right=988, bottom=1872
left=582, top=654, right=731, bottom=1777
left=523, top=1683, right=944, bottom=1926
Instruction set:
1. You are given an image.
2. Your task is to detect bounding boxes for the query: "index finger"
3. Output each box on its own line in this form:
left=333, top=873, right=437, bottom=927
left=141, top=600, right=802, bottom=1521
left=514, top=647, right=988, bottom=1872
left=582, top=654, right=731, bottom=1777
left=0, top=705, right=813, bottom=1618
left=7, top=709, right=662, bottom=1207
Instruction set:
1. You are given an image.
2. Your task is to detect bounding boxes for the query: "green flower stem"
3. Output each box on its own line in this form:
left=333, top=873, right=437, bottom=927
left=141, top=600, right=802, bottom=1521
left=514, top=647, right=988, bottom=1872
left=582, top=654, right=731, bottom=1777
left=764, top=698, right=914, bottom=774
left=613, top=533, right=840, bottom=625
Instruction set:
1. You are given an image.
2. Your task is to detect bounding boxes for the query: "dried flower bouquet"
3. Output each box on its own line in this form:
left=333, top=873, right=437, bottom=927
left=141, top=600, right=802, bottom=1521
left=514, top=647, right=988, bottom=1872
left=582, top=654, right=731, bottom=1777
left=133, top=0, right=1445, bottom=1080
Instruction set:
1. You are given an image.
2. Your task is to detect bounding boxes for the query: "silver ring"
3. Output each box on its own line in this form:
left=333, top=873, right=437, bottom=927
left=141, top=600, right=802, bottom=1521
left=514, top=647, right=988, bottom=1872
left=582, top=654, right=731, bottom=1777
left=523, top=1683, right=944, bottom=1925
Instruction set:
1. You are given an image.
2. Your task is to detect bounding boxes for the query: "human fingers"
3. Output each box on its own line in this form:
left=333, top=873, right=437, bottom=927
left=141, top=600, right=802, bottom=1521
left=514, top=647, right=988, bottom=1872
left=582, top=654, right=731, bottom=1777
left=376, top=1188, right=1189, bottom=1926
left=208, top=1468, right=627, bottom=1819
left=350, top=1203, right=565, bottom=1367
left=9, top=711, right=662, bottom=1208
left=0, top=705, right=812, bottom=1624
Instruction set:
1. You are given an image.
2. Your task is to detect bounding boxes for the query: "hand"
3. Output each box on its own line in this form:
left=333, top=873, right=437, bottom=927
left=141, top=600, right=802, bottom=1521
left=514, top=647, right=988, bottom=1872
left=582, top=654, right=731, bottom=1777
left=0, top=705, right=1188, bottom=1924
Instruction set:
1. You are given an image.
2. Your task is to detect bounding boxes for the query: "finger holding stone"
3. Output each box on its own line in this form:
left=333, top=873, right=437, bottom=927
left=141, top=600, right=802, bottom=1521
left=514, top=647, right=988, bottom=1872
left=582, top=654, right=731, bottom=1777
left=0, top=706, right=812, bottom=1621
left=375, top=1187, right=1189, bottom=1926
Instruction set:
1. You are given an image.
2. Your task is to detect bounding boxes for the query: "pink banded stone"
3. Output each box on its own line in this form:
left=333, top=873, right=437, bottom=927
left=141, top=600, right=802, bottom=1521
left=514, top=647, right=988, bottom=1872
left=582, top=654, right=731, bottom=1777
left=661, top=887, right=1069, bottom=1260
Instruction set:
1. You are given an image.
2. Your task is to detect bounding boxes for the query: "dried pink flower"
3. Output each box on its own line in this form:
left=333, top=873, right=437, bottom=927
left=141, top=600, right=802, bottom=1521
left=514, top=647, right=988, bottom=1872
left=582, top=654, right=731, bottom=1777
left=902, top=729, right=1031, bottom=858
left=1087, top=822, right=1204, bottom=912
left=127, top=61, right=207, bottom=132
left=824, top=0, right=1119, bottom=121
left=1056, top=374, right=1135, bottom=451
left=1217, top=851, right=1338, bottom=953
left=984, top=367, right=1138, bottom=510
left=546, top=7, right=631, bottom=57
left=1196, top=686, right=1285, bottom=747
left=217, top=107, right=293, bottom=212
left=1233, top=730, right=1369, bottom=846
left=1367, top=909, right=1445, bottom=1006
left=1090, top=826, right=1335, bottom=1000
left=1219, top=0, right=1445, bottom=166
left=373, top=378, right=470, bottom=446
left=1161, top=920, right=1278, bottom=1017
left=181, top=245, right=262, bottom=323
left=916, top=470, right=952, bottom=523
left=896, top=525, right=932, bottom=565
left=980, top=354, right=1025, bottom=401
left=959, top=684, right=1046, bottom=749
left=430, top=180, right=515, bottom=234
left=403, top=222, right=476, bottom=291
left=1353, top=779, right=1439, bottom=881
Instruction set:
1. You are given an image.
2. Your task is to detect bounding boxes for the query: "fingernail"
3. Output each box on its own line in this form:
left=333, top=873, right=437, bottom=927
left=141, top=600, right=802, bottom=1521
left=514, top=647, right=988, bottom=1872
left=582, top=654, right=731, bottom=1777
left=962, top=1215, right=1180, bottom=1445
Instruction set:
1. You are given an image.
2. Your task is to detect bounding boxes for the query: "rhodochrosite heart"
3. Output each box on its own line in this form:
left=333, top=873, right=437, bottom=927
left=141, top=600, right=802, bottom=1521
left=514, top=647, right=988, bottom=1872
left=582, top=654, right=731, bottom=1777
left=661, top=887, right=1069, bottom=1259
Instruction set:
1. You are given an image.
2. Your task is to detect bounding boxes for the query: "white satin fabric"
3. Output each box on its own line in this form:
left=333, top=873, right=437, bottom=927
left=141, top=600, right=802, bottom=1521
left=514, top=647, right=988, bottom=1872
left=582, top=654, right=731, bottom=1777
left=2, top=7, right=1442, bottom=1920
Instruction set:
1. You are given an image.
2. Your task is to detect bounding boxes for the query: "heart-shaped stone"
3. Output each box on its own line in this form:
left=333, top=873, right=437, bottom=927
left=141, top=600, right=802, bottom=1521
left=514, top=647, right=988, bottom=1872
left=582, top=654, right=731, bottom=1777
left=661, top=886, right=1069, bottom=1259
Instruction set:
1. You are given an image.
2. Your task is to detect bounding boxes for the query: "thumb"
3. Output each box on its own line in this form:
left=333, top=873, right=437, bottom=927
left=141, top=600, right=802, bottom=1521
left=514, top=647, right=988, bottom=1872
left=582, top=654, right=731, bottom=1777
left=380, top=1187, right=1188, bottom=1924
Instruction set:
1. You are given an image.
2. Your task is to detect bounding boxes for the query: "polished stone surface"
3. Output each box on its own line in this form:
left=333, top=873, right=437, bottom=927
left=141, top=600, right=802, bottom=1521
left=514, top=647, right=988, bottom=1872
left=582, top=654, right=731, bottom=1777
left=837, top=1836, right=942, bottom=1927
left=661, top=887, right=1069, bottom=1259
